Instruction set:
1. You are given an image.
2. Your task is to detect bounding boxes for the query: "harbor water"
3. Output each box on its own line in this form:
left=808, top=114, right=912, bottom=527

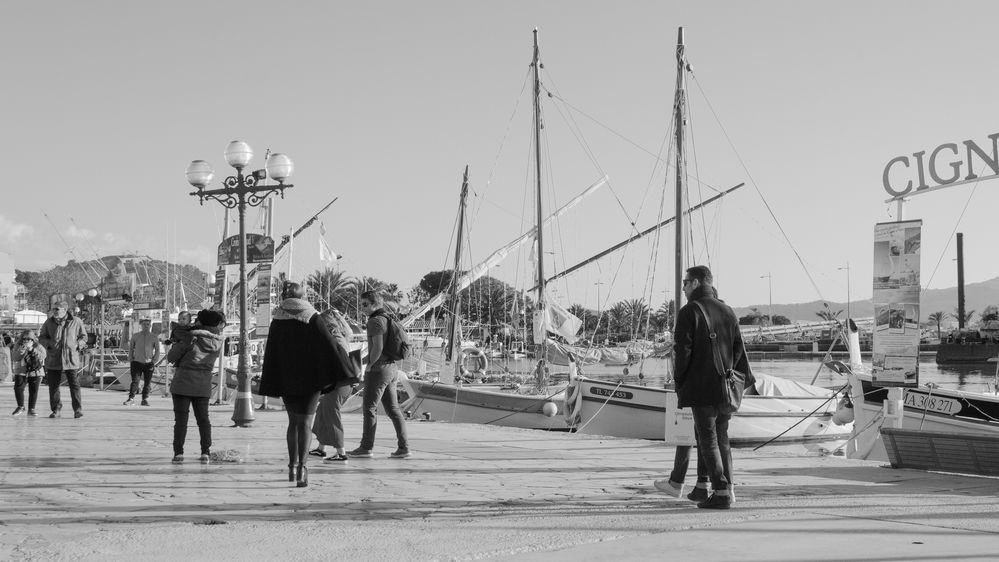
left=444, top=352, right=999, bottom=394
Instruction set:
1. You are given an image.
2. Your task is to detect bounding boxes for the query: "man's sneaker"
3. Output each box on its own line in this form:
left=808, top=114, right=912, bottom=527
left=199, top=454, right=210, bottom=464
left=123, top=398, right=135, bottom=406
left=346, top=447, right=373, bottom=458
left=389, top=449, right=411, bottom=459
left=141, top=399, right=150, bottom=406
left=11, top=406, right=25, bottom=416
left=686, top=486, right=709, bottom=503
left=653, top=479, right=683, bottom=498
left=49, top=410, right=60, bottom=418
left=27, top=409, right=37, bottom=416
left=697, top=493, right=732, bottom=510
left=172, top=455, right=184, bottom=464
left=74, top=411, right=83, bottom=419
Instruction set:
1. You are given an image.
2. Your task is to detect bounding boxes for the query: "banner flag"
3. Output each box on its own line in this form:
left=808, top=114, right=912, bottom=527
left=319, top=222, right=338, bottom=263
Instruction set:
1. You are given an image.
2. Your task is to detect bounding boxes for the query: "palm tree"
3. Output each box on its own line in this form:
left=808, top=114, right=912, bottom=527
left=305, top=267, right=356, bottom=311
left=927, top=311, right=948, bottom=339
left=815, top=307, right=843, bottom=322
left=622, top=298, right=652, bottom=339
left=953, top=308, right=976, bottom=327
left=980, top=305, right=999, bottom=324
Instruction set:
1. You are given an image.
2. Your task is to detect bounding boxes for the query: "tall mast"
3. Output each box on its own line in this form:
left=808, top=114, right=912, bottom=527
left=446, top=165, right=470, bottom=370
left=672, top=27, right=686, bottom=329
left=532, top=28, right=548, bottom=373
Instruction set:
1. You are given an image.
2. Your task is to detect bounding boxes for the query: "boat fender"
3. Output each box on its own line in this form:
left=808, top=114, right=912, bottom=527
left=460, top=348, right=488, bottom=376
left=832, top=394, right=854, bottom=426
left=542, top=402, right=558, bottom=417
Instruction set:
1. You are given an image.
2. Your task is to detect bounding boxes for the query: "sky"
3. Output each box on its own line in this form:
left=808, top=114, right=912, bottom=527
left=3, top=1, right=999, bottom=313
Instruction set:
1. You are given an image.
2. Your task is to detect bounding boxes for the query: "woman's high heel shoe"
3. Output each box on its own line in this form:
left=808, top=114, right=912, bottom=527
left=288, top=464, right=295, bottom=482
left=296, top=464, right=308, bottom=488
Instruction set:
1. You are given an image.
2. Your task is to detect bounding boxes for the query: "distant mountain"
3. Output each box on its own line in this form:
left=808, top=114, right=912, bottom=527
left=15, top=255, right=208, bottom=312
left=732, top=276, right=999, bottom=324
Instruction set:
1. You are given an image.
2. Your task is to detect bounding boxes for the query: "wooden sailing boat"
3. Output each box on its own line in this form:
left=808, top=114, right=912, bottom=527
left=563, top=28, right=853, bottom=445
left=401, top=30, right=573, bottom=430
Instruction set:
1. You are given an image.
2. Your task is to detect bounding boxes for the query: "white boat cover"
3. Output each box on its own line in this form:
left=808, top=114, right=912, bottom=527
left=751, top=372, right=835, bottom=397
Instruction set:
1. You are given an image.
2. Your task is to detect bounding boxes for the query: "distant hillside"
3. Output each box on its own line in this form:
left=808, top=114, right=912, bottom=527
left=732, top=276, right=999, bottom=324
left=15, top=255, right=208, bottom=312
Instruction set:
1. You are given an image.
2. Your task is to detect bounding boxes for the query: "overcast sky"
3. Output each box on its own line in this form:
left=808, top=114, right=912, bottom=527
left=3, top=1, right=999, bottom=311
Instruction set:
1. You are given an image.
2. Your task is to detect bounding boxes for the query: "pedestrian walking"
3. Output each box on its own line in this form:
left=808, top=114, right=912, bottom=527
left=11, top=330, right=46, bottom=416
left=124, top=318, right=160, bottom=406
left=38, top=301, right=88, bottom=419
left=259, top=282, right=357, bottom=487
left=166, top=309, right=225, bottom=464
left=672, top=265, right=752, bottom=509
left=347, top=290, right=410, bottom=460
left=308, top=308, right=360, bottom=463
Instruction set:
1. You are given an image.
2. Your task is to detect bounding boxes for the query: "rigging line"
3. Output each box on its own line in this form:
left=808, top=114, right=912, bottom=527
left=919, top=180, right=981, bottom=297
left=684, top=82, right=714, bottom=271
left=689, top=73, right=825, bottom=301
left=542, top=69, right=606, bottom=177
left=42, top=212, right=98, bottom=286
left=483, top=66, right=533, bottom=197
left=68, top=217, right=112, bottom=273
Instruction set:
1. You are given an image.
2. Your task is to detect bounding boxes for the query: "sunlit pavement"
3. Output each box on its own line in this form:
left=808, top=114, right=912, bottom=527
left=1, top=382, right=997, bottom=561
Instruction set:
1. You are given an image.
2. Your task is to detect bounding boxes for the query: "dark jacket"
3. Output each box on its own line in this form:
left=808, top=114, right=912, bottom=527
left=38, top=313, right=88, bottom=370
left=167, top=325, right=224, bottom=398
left=12, top=342, right=47, bottom=377
left=258, top=298, right=358, bottom=399
left=673, top=285, right=752, bottom=408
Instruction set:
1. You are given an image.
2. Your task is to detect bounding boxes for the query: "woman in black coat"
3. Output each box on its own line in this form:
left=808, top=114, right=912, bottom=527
left=259, top=282, right=357, bottom=487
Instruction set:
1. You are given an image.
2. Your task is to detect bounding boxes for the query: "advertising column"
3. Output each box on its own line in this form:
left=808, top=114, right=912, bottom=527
left=871, top=220, right=922, bottom=387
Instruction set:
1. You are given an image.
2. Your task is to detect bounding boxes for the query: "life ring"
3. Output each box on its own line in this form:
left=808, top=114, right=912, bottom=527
left=460, top=348, right=488, bottom=376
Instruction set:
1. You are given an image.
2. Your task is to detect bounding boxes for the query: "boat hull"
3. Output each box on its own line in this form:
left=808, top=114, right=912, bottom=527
left=846, top=374, right=999, bottom=460
left=402, top=378, right=567, bottom=430
left=568, top=377, right=850, bottom=445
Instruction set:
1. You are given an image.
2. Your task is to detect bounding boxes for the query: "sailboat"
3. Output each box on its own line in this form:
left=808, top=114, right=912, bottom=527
left=401, top=30, right=588, bottom=431
left=563, top=28, right=854, bottom=445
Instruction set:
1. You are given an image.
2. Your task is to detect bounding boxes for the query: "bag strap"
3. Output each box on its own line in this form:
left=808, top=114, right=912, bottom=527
left=691, top=300, right=728, bottom=378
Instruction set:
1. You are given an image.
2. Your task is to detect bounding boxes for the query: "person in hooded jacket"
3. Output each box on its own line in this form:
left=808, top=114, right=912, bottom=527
left=259, top=282, right=357, bottom=487
left=11, top=330, right=46, bottom=416
left=166, top=309, right=226, bottom=464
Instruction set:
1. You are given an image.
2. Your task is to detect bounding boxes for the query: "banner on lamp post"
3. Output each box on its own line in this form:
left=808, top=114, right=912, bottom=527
left=213, top=269, right=226, bottom=310
left=871, top=220, right=922, bottom=388
left=254, top=263, right=272, bottom=338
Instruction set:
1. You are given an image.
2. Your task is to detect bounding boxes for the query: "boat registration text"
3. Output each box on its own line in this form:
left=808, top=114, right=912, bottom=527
left=589, top=387, right=634, bottom=400
left=903, top=391, right=962, bottom=415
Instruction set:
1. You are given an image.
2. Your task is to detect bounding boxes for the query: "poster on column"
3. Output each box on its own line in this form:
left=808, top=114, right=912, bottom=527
left=871, top=220, right=922, bottom=387
left=213, top=269, right=226, bottom=310
left=254, top=263, right=272, bottom=338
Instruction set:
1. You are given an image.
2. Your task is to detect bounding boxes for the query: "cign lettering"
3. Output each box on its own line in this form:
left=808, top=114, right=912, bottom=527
left=883, top=133, right=999, bottom=197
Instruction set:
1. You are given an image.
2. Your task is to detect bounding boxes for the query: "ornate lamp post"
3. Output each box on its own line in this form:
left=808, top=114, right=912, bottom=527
left=186, top=141, right=294, bottom=427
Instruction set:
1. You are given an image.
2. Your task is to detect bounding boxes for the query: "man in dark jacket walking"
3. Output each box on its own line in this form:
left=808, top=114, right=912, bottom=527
left=673, top=265, right=752, bottom=509
left=38, top=301, right=88, bottom=419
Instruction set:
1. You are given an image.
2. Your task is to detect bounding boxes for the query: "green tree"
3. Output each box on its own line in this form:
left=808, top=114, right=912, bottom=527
left=815, top=303, right=843, bottom=322
left=305, top=268, right=356, bottom=311
left=980, top=305, right=999, bottom=323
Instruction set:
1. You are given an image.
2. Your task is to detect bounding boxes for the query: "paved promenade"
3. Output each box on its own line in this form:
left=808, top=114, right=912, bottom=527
left=1, top=384, right=998, bottom=561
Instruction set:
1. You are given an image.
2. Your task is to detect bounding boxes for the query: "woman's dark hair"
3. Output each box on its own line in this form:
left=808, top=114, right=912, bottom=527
left=281, top=281, right=305, bottom=300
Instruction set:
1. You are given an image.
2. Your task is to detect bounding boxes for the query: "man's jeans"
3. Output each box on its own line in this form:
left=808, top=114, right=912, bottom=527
left=46, top=369, right=82, bottom=414
left=668, top=430, right=708, bottom=485
left=129, top=361, right=155, bottom=400
left=691, top=405, right=732, bottom=491
left=359, top=363, right=408, bottom=451
left=172, top=394, right=211, bottom=456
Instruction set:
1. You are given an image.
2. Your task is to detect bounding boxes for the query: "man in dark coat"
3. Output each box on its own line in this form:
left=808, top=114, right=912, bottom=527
left=673, top=265, right=752, bottom=510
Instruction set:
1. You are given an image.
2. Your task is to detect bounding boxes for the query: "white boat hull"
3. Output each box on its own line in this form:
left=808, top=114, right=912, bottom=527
left=568, top=376, right=850, bottom=445
left=848, top=374, right=999, bottom=460
left=402, top=378, right=567, bottom=430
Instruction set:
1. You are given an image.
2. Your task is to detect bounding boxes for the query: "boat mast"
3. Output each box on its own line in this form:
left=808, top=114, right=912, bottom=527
left=446, top=166, right=470, bottom=374
left=672, top=27, right=686, bottom=330
left=532, top=28, right=548, bottom=383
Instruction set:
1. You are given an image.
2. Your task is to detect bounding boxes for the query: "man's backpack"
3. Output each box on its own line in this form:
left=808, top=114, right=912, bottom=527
left=372, top=310, right=411, bottom=361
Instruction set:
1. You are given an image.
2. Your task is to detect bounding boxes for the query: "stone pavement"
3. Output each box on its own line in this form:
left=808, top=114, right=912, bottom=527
left=1, top=384, right=998, bottom=561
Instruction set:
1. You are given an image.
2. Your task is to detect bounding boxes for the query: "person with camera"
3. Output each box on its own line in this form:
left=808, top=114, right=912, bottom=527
left=11, top=330, right=46, bottom=416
